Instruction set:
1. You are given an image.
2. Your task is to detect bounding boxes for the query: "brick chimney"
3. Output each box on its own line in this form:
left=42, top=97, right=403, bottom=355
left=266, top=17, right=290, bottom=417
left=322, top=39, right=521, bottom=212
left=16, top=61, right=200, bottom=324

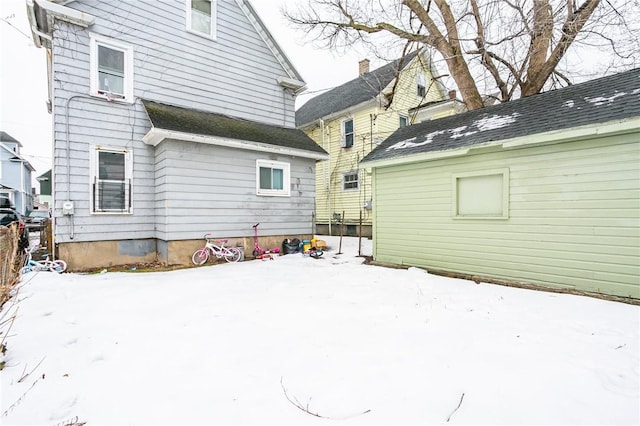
left=359, top=59, right=370, bottom=76
left=448, top=90, right=457, bottom=100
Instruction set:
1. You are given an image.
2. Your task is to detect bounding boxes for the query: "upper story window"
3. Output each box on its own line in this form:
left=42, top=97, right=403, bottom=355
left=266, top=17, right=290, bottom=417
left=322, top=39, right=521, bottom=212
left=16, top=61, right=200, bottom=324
left=342, top=118, right=354, bottom=148
left=256, top=159, right=290, bottom=197
left=187, top=0, right=217, bottom=39
left=417, top=72, right=427, bottom=98
left=89, top=34, right=134, bottom=102
left=399, top=115, right=409, bottom=128
left=91, top=146, right=133, bottom=214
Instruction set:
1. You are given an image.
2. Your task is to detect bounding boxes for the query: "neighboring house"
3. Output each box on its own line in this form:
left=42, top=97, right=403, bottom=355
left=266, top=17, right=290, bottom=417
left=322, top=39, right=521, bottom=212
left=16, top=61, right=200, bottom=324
left=361, top=68, right=640, bottom=301
left=27, top=0, right=328, bottom=270
left=296, top=51, right=456, bottom=237
left=35, top=169, right=52, bottom=209
left=0, top=131, right=34, bottom=215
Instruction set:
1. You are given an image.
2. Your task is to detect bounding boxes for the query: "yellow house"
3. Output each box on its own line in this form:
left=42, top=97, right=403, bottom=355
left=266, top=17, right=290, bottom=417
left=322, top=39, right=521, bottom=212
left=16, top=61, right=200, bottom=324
left=296, top=51, right=461, bottom=236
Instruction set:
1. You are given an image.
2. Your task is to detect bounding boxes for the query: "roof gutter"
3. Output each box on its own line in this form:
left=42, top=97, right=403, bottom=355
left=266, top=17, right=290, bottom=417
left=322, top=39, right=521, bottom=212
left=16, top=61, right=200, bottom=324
left=142, top=128, right=330, bottom=161
left=26, top=0, right=95, bottom=47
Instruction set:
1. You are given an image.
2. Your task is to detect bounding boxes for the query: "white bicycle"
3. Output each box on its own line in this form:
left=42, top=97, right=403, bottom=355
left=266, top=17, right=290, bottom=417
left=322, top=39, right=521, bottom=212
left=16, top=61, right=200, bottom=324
left=22, top=247, right=67, bottom=273
left=192, top=235, right=242, bottom=265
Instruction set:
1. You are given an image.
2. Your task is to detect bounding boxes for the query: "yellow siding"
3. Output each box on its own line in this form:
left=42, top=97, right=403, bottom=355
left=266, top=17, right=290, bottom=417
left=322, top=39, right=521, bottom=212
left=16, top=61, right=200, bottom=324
left=372, top=133, right=640, bottom=299
left=305, top=54, right=452, bottom=227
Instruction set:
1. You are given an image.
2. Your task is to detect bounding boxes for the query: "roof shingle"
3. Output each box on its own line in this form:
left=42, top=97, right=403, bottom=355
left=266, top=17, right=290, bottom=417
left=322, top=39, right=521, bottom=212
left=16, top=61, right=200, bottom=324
left=362, top=68, right=640, bottom=164
left=143, top=100, right=327, bottom=155
left=295, top=51, right=419, bottom=127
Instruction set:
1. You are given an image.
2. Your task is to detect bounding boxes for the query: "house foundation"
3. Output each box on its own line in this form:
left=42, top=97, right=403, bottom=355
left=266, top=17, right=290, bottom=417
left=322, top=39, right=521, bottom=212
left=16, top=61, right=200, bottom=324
left=57, top=234, right=314, bottom=271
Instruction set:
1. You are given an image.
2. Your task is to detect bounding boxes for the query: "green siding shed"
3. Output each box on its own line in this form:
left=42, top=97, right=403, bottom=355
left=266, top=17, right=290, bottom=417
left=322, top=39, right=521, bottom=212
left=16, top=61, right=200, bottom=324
left=361, top=69, right=640, bottom=301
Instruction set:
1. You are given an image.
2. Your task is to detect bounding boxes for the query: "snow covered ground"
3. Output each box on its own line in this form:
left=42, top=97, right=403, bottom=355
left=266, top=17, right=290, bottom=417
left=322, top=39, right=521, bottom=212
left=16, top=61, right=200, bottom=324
left=1, top=236, right=638, bottom=425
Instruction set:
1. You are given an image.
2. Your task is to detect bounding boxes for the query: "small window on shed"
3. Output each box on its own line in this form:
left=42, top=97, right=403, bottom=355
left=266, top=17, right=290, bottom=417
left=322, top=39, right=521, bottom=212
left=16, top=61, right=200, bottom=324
left=453, top=169, right=509, bottom=219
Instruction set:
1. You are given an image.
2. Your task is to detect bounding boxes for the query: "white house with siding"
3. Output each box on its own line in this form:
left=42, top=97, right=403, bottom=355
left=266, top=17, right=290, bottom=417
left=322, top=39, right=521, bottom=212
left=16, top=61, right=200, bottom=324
left=27, top=0, right=327, bottom=269
left=361, top=68, right=640, bottom=302
left=0, top=131, right=35, bottom=215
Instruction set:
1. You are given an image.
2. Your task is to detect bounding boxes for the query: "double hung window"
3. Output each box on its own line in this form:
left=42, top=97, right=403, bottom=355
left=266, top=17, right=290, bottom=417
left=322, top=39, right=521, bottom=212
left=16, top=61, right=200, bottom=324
left=343, top=171, right=359, bottom=191
left=187, top=0, right=217, bottom=39
left=342, top=118, right=354, bottom=148
left=91, top=146, right=132, bottom=213
left=90, top=34, right=133, bottom=102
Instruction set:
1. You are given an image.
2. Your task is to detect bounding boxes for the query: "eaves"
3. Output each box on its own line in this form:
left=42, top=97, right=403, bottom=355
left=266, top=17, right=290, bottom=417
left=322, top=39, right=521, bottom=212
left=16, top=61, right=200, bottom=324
left=143, top=128, right=329, bottom=161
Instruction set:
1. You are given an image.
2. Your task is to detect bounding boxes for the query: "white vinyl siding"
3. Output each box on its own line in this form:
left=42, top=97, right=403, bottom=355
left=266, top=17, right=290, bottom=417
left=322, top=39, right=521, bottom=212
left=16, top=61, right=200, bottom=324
left=49, top=0, right=305, bottom=245
left=89, top=34, right=134, bottom=102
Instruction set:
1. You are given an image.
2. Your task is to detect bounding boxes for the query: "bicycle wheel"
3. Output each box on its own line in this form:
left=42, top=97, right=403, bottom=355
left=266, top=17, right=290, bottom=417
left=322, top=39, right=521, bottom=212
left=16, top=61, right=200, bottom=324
left=50, top=260, right=67, bottom=273
left=192, top=248, right=209, bottom=265
left=224, top=247, right=242, bottom=263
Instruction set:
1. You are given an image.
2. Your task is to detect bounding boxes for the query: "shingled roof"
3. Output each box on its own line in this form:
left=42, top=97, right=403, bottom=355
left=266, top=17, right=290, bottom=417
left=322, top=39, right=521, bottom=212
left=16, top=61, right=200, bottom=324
left=143, top=100, right=327, bottom=156
left=361, top=67, right=640, bottom=165
left=295, top=51, right=420, bottom=127
left=0, top=131, right=20, bottom=145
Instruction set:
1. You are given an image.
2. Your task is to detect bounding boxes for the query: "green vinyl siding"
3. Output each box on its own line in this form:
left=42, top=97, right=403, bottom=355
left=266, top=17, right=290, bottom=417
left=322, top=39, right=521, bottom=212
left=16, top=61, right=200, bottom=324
left=371, top=132, right=640, bottom=299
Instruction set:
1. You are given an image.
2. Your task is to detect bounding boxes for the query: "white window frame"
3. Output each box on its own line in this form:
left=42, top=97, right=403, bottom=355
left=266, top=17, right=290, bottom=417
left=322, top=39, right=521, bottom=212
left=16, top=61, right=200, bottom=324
left=256, top=159, right=290, bottom=197
left=342, top=170, right=359, bottom=191
left=89, top=34, right=134, bottom=103
left=342, top=118, right=354, bottom=148
left=399, top=114, right=409, bottom=127
left=90, top=145, right=133, bottom=214
left=452, top=168, right=509, bottom=220
left=186, top=0, right=217, bottom=40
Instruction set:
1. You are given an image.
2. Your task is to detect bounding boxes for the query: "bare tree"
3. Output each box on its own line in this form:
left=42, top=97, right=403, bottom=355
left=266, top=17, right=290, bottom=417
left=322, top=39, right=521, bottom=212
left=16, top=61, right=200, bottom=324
left=285, top=0, right=639, bottom=110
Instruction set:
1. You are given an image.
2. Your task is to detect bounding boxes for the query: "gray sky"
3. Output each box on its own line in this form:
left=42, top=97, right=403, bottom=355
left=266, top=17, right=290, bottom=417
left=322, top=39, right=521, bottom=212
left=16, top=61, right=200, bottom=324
left=0, top=0, right=373, bottom=179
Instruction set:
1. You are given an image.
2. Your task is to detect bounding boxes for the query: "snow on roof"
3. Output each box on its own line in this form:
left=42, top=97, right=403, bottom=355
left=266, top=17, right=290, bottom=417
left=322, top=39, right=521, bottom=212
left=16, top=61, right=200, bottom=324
left=385, top=113, right=520, bottom=151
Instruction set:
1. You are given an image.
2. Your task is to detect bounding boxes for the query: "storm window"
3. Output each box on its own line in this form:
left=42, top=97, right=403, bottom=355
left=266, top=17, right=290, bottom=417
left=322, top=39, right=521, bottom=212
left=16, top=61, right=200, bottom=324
left=90, top=34, right=134, bottom=102
left=91, top=146, right=132, bottom=213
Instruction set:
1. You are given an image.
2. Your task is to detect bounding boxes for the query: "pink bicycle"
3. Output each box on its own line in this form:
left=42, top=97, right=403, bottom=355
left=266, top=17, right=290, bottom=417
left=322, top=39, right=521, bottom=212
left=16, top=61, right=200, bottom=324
left=192, top=234, right=242, bottom=265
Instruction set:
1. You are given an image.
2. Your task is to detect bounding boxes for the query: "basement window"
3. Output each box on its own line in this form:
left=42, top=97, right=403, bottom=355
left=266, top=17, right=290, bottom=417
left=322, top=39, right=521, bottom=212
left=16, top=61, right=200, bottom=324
left=453, top=169, right=509, bottom=219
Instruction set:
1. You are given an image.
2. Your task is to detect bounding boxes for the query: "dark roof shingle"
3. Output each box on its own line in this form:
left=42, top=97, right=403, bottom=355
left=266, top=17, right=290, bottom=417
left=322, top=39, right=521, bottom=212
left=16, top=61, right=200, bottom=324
left=362, top=68, right=640, bottom=164
left=143, top=100, right=327, bottom=155
left=296, top=51, right=419, bottom=127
